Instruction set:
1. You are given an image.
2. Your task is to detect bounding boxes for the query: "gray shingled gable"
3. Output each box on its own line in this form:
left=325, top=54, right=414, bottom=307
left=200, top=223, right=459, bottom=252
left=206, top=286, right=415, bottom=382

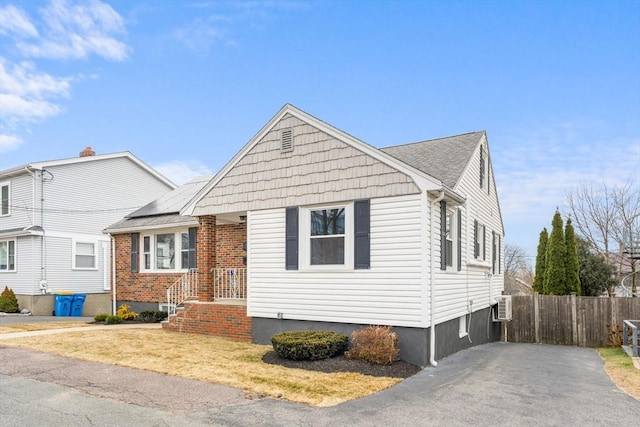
left=380, top=131, right=485, bottom=189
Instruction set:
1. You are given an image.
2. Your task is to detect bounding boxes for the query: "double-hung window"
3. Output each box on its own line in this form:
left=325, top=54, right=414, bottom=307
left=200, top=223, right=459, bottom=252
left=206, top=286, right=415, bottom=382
left=0, top=181, right=9, bottom=216
left=474, top=220, right=486, bottom=261
left=286, top=201, right=370, bottom=271
left=139, top=229, right=195, bottom=272
left=0, top=240, right=16, bottom=271
left=445, top=212, right=454, bottom=267
left=492, top=232, right=501, bottom=274
left=73, top=241, right=97, bottom=269
left=310, top=207, right=346, bottom=265
left=303, top=205, right=351, bottom=269
left=155, top=233, right=175, bottom=270
left=440, top=201, right=461, bottom=271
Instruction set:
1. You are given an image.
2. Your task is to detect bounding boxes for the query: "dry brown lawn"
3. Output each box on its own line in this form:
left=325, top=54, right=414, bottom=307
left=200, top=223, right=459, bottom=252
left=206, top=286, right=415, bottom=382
left=0, top=321, right=91, bottom=334
left=0, top=326, right=402, bottom=406
left=597, top=347, right=640, bottom=400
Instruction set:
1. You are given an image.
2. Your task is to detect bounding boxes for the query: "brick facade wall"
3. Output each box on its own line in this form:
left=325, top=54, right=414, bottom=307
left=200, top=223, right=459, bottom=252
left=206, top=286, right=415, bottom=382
left=113, top=234, right=178, bottom=304
left=113, top=220, right=247, bottom=304
left=163, top=302, right=252, bottom=342
left=216, top=222, right=247, bottom=269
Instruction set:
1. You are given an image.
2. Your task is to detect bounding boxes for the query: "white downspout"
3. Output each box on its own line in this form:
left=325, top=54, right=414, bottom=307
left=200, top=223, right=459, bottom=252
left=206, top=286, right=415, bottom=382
left=110, top=234, right=117, bottom=315
left=429, top=190, right=445, bottom=367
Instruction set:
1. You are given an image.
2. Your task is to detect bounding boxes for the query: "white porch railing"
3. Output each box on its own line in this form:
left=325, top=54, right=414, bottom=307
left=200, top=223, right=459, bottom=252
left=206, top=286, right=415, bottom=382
left=213, top=268, right=247, bottom=299
left=166, top=269, right=199, bottom=315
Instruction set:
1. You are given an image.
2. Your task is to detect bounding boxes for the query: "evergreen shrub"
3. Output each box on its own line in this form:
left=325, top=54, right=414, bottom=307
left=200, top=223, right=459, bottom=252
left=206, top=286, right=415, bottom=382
left=105, top=315, right=123, bottom=324
left=94, top=313, right=109, bottom=322
left=271, top=330, right=349, bottom=361
left=138, top=310, right=168, bottom=323
left=0, top=286, right=20, bottom=313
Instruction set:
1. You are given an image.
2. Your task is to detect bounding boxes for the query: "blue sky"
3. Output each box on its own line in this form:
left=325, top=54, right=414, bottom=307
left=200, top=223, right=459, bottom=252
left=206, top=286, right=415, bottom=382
left=1, top=0, right=639, bottom=262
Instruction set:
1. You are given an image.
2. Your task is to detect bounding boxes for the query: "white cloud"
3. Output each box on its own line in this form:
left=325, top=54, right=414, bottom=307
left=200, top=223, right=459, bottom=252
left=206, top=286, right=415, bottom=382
left=174, top=16, right=232, bottom=55
left=0, top=93, right=62, bottom=121
left=153, top=160, right=213, bottom=186
left=0, top=1, right=129, bottom=152
left=173, top=1, right=308, bottom=54
left=0, top=58, right=70, bottom=98
left=17, top=0, right=130, bottom=61
left=0, top=134, right=23, bottom=153
left=0, top=4, right=38, bottom=37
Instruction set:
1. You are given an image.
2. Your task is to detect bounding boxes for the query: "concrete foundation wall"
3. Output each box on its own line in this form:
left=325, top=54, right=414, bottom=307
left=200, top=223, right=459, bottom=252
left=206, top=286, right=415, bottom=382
left=253, top=305, right=501, bottom=367
left=117, top=301, right=161, bottom=314
left=435, top=306, right=502, bottom=360
left=253, top=318, right=431, bottom=367
left=15, top=293, right=111, bottom=317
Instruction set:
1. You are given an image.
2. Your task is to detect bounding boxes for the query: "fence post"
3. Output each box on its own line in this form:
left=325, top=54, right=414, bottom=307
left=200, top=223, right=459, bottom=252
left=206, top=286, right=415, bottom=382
left=534, top=292, right=540, bottom=344
left=571, top=293, right=578, bottom=346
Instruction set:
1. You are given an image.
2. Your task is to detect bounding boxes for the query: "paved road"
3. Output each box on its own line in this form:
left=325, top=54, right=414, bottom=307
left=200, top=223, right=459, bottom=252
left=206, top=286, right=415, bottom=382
left=1, top=333, right=637, bottom=427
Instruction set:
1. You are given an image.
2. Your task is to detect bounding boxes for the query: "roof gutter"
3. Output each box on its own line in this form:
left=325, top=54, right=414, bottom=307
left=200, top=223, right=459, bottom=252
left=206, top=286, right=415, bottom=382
left=429, top=189, right=445, bottom=367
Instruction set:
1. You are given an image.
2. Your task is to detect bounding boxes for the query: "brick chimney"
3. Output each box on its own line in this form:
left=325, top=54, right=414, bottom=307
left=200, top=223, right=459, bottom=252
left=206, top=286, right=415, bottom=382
left=79, top=146, right=95, bottom=157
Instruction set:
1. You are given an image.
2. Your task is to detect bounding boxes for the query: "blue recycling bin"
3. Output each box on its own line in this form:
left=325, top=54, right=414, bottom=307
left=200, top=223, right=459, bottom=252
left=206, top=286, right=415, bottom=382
left=54, top=294, right=73, bottom=316
left=70, top=294, right=87, bottom=317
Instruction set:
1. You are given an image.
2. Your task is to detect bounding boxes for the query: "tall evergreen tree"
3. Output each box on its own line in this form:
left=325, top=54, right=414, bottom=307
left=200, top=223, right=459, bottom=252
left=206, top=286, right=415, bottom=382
left=533, top=228, right=548, bottom=293
left=564, top=218, right=581, bottom=295
left=544, top=210, right=567, bottom=294
left=576, top=237, right=616, bottom=296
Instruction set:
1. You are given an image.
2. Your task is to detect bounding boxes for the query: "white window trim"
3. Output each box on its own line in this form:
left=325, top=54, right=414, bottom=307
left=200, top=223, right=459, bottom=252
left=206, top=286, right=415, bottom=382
left=300, top=203, right=353, bottom=271
left=0, top=180, right=10, bottom=217
left=140, top=228, right=191, bottom=273
left=444, top=208, right=458, bottom=271
left=475, top=222, right=486, bottom=261
left=0, top=239, right=16, bottom=272
left=493, top=232, right=502, bottom=274
left=459, top=314, right=469, bottom=338
left=72, top=240, right=98, bottom=270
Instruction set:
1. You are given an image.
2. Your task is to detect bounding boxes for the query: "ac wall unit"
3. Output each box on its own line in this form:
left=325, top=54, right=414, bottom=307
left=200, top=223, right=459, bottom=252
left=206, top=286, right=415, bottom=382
left=494, top=295, right=512, bottom=321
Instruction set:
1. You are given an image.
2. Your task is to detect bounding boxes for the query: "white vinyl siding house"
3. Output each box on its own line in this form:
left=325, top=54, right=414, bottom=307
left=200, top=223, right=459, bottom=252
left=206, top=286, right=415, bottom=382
left=0, top=149, right=175, bottom=315
left=182, top=104, right=505, bottom=366
left=248, top=194, right=428, bottom=327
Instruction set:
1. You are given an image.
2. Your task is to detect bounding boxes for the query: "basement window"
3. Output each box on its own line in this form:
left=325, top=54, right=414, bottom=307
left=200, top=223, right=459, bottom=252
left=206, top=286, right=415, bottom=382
left=281, top=128, right=294, bottom=153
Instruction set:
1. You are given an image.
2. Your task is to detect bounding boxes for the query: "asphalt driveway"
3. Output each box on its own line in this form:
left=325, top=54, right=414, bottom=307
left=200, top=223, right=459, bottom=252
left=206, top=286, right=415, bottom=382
left=0, top=323, right=637, bottom=426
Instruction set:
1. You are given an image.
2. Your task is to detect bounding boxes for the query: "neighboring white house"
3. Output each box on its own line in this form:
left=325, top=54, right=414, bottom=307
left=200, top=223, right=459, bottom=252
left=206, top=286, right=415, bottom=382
left=0, top=147, right=176, bottom=316
left=182, top=104, right=505, bottom=366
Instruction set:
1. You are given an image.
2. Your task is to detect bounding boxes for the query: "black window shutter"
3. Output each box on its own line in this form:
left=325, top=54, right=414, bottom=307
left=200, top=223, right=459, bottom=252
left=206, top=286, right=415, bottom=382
left=457, top=209, right=462, bottom=271
left=492, top=231, right=496, bottom=274
left=480, top=148, right=484, bottom=188
left=354, top=199, right=370, bottom=269
left=285, top=207, right=299, bottom=270
left=473, top=220, right=479, bottom=258
left=498, top=235, right=502, bottom=273
left=188, top=227, right=197, bottom=269
left=483, top=226, right=487, bottom=261
left=130, top=233, right=139, bottom=273
left=440, top=200, right=447, bottom=270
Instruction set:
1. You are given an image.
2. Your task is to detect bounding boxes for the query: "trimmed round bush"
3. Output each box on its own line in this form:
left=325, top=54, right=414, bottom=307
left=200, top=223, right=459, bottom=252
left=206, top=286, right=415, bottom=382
left=94, top=313, right=109, bottom=322
left=138, top=310, right=168, bottom=323
left=105, top=315, right=123, bottom=324
left=271, top=330, right=349, bottom=361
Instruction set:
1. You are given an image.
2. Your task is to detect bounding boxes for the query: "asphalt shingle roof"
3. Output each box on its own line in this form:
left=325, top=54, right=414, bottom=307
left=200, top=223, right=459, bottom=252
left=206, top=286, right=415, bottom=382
left=381, top=131, right=485, bottom=189
left=104, top=174, right=213, bottom=232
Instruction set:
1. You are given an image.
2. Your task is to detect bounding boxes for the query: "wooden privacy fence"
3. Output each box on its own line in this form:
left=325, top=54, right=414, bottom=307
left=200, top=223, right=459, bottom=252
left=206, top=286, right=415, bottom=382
left=506, top=294, right=640, bottom=347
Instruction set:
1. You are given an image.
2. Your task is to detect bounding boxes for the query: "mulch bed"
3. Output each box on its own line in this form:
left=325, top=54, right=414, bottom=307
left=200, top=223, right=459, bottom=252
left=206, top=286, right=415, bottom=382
left=262, top=351, right=421, bottom=378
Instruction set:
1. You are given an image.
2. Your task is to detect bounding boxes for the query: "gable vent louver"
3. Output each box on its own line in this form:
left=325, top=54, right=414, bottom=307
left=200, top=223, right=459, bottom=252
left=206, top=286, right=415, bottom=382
left=281, top=128, right=293, bottom=153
